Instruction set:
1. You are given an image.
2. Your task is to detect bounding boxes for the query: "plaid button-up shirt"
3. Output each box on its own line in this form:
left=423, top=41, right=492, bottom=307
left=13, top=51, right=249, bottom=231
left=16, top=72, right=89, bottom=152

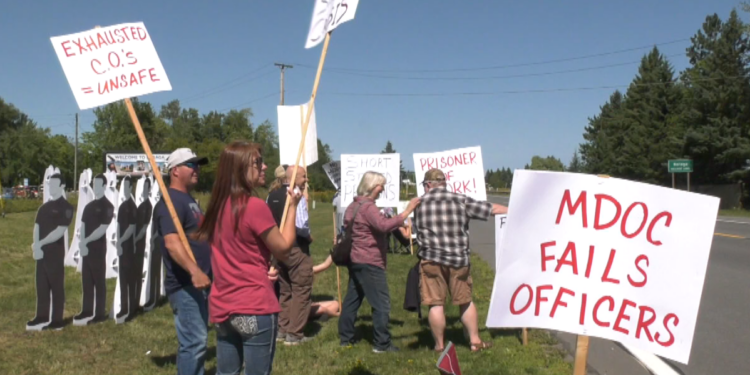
left=415, top=187, right=493, bottom=268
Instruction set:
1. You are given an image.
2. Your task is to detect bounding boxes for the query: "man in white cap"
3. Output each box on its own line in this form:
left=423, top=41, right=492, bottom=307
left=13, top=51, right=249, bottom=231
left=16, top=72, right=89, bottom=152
left=153, top=148, right=211, bottom=375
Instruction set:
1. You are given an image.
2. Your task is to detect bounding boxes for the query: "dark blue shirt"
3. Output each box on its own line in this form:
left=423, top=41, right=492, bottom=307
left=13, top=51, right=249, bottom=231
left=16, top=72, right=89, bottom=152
left=154, top=188, right=212, bottom=295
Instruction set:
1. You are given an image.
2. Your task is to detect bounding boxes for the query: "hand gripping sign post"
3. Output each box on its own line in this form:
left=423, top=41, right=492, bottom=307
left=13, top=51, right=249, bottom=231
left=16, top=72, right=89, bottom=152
left=279, top=0, right=360, bottom=248
left=50, top=23, right=197, bottom=265
left=487, top=170, right=720, bottom=370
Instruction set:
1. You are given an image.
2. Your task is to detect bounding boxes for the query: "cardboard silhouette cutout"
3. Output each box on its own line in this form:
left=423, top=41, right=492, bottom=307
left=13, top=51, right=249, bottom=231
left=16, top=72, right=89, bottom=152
left=27, top=173, right=73, bottom=331
left=135, top=175, right=164, bottom=310
left=66, top=169, right=94, bottom=268
left=73, top=173, right=115, bottom=326
left=102, top=171, right=120, bottom=279
left=113, top=176, right=137, bottom=324
left=44, top=166, right=70, bottom=256
left=133, top=176, right=152, bottom=307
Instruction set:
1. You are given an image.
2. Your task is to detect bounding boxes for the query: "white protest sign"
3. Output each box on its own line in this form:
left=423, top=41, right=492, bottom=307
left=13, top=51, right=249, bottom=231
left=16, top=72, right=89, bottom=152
left=306, top=0, right=360, bottom=49
left=397, top=201, right=414, bottom=218
left=277, top=102, right=318, bottom=166
left=50, top=22, right=172, bottom=110
left=494, top=214, right=508, bottom=271
left=323, top=160, right=341, bottom=189
left=413, top=146, right=486, bottom=201
left=340, top=153, right=400, bottom=208
left=487, top=170, right=719, bottom=364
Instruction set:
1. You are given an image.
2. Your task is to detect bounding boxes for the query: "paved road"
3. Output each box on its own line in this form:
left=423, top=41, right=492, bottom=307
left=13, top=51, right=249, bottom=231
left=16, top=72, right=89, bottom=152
left=472, top=195, right=750, bottom=375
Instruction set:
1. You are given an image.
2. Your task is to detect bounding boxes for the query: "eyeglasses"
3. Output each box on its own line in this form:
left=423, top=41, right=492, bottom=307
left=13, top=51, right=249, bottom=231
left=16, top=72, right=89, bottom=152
left=253, top=156, right=264, bottom=169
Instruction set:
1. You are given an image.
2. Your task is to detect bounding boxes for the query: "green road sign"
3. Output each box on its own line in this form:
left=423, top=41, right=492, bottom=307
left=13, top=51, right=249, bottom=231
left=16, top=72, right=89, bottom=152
left=668, top=159, right=693, bottom=173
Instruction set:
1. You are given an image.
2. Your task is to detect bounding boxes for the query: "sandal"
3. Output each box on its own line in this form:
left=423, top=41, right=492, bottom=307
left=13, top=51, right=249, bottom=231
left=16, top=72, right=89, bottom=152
left=470, top=341, right=493, bottom=352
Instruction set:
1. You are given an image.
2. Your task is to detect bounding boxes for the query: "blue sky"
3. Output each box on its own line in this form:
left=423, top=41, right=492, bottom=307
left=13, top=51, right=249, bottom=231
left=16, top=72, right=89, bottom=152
left=1, top=0, right=746, bottom=172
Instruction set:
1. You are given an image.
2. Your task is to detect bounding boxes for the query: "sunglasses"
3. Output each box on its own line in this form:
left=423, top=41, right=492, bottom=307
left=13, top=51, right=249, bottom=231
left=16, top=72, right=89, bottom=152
left=253, top=156, right=264, bottom=169
left=181, top=162, right=200, bottom=170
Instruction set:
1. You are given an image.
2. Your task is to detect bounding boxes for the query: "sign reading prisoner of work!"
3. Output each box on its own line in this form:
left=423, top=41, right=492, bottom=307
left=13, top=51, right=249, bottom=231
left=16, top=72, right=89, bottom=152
left=340, top=154, right=399, bottom=208
left=486, top=170, right=719, bottom=364
left=50, top=22, right=172, bottom=110
left=413, top=146, right=487, bottom=201
left=305, top=0, right=360, bottom=48
left=323, top=160, right=341, bottom=190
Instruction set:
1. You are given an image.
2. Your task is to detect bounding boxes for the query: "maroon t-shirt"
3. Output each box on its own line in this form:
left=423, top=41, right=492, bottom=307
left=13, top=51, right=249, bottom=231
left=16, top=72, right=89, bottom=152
left=209, top=196, right=279, bottom=323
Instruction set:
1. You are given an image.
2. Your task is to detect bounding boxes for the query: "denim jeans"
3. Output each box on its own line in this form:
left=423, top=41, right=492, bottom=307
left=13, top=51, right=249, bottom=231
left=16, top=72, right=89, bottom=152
left=216, top=313, right=278, bottom=375
left=168, top=286, right=209, bottom=375
left=338, top=263, right=392, bottom=350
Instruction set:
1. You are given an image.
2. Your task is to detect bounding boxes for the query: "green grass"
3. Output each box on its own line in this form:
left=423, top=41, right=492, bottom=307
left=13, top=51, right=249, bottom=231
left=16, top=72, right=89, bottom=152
left=0, top=204, right=570, bottom=375
left=719, top=208, right=750, bottom=218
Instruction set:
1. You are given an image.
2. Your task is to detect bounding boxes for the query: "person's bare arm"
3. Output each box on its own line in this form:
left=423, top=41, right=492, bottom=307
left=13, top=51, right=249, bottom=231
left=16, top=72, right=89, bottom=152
left=399, top=197, right=421, bottom=221
left=163, top=234, right=210, bottom=289
left=313, top=255, right=333, bottom=274
left=492, top=203, right=508, bottom=215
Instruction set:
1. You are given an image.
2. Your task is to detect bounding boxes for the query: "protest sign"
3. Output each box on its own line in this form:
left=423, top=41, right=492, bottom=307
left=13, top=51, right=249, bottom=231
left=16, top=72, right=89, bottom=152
left=413, top=146, right=486, bottom=201
left=50, top=22, right=172, bottom=110
left=487, top=170, right=719, bottom=363
left=277, top=102, right=318, bottom=166
left=323, top=160, right=341, bottom=189
left=494, top=214, right=508, bottom=271
left=104, top=152, right=169, bottom=176
left=306, top=0, right=360, bottom=48
left=340, top=153, right=400, bottom=208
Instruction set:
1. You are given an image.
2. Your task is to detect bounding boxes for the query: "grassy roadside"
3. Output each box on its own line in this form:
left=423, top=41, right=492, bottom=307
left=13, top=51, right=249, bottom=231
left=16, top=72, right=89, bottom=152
left=0, top=204, right=570, bottom=375
left=719, top=209, right=750, bottom=218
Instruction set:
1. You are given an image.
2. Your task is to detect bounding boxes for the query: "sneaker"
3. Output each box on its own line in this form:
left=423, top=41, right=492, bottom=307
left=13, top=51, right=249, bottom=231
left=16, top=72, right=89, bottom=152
left=26, top=317, right=50, bottom=331
left=42, top=320, right=66, bottom=331
left=276, top=332, right=287, bottom=342
left=372, top=345, right=400, bottom=353
left=73, top=312, right=94, bottom=326
left=284, top=336, right=314, bottom=346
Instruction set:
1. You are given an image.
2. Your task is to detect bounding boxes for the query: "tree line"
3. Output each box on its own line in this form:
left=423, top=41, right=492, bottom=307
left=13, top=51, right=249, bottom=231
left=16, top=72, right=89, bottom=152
left=578, top=10, right=750, bottom=196
left=0, top=98, right=337, bottom=193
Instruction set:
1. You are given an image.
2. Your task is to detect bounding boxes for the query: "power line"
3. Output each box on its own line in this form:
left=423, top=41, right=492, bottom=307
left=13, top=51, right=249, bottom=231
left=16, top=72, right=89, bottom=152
left=293, top=38, right=690, bottom=73
left=218, top=91, right=282, bottom=113
left=301, top=54, right=684, bottom=81
left=319, top=75, right=746, bottom=98
left=180, top=64, right=276, bottom=104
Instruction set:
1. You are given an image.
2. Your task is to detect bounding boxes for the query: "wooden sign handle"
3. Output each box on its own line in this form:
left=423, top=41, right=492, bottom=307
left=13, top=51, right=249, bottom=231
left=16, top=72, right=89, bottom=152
left=333, top=211, right=342, bottom=311
left=279, top=31, right=332, bottom=234
left=573, top=335, right=590, bottom=375
left=124, top=98, right=195, bottom=263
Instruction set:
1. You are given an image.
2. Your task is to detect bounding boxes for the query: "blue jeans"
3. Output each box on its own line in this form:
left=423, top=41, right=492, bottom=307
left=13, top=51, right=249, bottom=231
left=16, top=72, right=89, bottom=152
left=168, top=286, right=209, bottom=375
left=216, top=313, right=278, bottom=375
left=338, top=263, right=392, bottom=350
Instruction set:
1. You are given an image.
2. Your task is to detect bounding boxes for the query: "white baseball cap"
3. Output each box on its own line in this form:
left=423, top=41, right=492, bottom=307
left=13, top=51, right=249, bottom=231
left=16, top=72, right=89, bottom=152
left=166, top=148, right=208, bottom=170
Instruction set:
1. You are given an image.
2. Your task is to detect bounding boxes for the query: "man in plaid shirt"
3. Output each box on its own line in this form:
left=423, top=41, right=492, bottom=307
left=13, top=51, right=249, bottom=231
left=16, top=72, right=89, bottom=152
left=415, top=168, right=507, bottom=353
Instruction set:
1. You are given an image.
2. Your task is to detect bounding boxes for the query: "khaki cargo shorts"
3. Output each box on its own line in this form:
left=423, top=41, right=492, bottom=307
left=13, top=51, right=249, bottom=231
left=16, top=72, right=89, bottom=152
left=419, top=259, right=473, bottom=306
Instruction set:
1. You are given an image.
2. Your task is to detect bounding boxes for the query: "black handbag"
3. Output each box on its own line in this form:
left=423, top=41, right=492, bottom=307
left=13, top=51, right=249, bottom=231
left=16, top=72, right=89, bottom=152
left=331, top=201, right=364, bottom=266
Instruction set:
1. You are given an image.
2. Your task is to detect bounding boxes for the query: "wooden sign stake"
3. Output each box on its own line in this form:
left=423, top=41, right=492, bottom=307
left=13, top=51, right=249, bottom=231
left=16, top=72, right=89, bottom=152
left=124, top=98, right=196, bottom=262
left=408, top=218, right=414, bottom=255
left=522, top=328, right=528, bottom=345
left=299, top=105, right=309, bottom=207
left=279, top=31, right=332, bottom=234
left=333, top=211, right=342, bottom=312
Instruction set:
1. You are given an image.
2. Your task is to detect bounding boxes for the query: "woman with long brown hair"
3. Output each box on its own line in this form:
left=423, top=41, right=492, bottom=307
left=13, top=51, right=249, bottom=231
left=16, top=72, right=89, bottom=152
left=194, top=141, right=300, bottom=375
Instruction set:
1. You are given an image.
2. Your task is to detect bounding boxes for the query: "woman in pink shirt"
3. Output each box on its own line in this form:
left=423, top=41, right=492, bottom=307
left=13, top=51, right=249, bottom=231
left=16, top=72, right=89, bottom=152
left=338, top=171, right=420, bottom=353
left=194, top=141, right=300, bottom=375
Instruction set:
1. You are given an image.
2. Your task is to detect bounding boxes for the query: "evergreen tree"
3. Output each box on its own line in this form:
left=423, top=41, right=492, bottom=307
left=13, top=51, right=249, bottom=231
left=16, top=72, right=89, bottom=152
left=568, top=151, right=583, bottom=172
left=617, top=47, right=684, bottom=184
left=579, top=91, right=626, bottom=175
left=682, top=10, right=750, bottom=184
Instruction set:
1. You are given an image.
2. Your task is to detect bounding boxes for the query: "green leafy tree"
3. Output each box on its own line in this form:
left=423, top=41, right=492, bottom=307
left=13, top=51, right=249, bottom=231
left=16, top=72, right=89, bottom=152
left=525, top=156, right=565, bottom=171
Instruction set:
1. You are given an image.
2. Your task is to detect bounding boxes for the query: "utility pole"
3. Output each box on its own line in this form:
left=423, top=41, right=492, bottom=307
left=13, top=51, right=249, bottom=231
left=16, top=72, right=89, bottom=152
left=74, top=113, right=78, bottom=191
left=274, top=63, right=293, bottom=105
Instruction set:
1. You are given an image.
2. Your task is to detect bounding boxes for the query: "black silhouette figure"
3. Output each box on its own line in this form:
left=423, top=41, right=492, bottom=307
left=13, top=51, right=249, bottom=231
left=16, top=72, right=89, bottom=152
left=27, top=174, right=73, bottom=331
left=134, top=178, right=153, bottom=307
left=115, top=176, right=137, bottom=323
left=74, top=174, right=114, bottom=326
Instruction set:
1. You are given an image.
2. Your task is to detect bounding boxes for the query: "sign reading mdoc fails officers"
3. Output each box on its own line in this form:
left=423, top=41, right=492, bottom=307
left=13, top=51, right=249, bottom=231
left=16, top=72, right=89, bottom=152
left=486, top=170, right=719, bottom=364
left=340, top=154, right=399, bottom=209
left=50, top=22, right=172, bottom=110
left=413, top=146, right=486, bottom=201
